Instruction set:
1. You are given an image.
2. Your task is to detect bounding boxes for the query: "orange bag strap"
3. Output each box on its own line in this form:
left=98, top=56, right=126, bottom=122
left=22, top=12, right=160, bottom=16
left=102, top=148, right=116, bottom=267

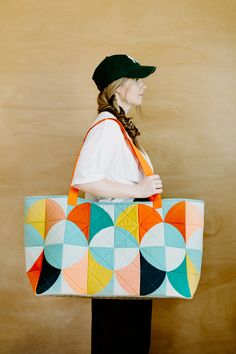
left=68, top=118, right=162, bottom=209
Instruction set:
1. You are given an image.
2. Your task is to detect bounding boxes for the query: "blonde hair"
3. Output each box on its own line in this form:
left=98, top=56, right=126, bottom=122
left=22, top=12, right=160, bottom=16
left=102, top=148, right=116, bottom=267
left=97, top=78, right=143, bottom=150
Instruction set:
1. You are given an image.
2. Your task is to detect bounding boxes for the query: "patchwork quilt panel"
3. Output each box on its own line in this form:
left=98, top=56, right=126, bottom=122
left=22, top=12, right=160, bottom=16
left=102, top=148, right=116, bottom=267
left=24, top=196, right=204, bottom=299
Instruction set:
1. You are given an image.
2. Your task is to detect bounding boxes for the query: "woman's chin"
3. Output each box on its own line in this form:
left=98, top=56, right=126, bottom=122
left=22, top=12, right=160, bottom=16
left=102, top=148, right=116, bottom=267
left=133, top=97, right=143, bottom=105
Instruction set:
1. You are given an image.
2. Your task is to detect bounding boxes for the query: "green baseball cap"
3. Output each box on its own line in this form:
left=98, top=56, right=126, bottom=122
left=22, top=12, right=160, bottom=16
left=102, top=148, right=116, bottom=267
left=92, top=54, right=157, bottom=91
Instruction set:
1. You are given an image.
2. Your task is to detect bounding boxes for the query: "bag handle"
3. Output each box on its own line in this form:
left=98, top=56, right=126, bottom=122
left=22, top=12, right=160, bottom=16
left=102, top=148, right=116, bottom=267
left=68, top=118, right=162, bottom=209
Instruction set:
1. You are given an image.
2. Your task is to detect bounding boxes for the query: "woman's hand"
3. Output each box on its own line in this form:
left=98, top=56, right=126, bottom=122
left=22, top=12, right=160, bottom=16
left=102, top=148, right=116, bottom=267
left=136, top=174, right=163, bottom=198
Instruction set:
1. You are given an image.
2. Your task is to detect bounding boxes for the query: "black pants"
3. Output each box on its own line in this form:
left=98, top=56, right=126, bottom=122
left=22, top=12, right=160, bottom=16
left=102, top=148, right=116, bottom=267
left=91, top=298, right=152, bottom=354
left=91, top=197, right=153, bottom=354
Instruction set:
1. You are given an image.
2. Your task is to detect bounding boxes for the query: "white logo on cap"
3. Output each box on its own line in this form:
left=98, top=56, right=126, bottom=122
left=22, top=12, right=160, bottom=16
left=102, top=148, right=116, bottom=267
left=127, top=55, right=137, bottom=63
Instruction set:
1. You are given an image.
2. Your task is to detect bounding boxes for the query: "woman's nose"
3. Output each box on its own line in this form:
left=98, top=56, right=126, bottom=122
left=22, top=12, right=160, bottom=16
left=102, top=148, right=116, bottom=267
left=140, top=80, right=146, bottom=89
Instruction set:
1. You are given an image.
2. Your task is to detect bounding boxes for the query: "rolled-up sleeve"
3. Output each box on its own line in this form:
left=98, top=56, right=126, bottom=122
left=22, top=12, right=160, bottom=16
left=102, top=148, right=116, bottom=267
left=71, top=120, right=121, bottom=186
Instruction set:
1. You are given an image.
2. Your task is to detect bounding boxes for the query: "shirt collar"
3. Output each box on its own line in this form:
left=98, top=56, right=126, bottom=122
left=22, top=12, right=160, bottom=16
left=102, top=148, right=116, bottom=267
left=97, top=111, right=117, bottom=119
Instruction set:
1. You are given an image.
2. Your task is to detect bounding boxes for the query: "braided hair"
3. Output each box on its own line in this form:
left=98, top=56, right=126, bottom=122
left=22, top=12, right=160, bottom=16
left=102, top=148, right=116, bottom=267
left=96, top=77, right=142, bottom=150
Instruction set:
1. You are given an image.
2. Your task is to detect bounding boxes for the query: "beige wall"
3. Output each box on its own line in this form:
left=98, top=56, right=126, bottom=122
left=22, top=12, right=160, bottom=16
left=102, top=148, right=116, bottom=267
left=0, top=1, right=235, bottom=353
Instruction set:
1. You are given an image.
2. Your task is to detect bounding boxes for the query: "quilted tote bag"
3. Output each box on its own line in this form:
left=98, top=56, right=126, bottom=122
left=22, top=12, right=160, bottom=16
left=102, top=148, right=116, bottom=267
left=24, top=118, right=205, bottom=299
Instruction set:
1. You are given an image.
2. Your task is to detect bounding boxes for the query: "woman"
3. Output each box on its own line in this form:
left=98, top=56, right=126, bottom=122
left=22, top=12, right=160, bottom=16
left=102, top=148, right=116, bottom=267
left=71, top=54, right=163, bottom=354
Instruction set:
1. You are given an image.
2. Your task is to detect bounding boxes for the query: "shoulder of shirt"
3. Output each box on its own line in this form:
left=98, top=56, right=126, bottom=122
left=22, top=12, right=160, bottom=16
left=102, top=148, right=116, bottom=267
left=85, top=111, right=133, bottom=144
left=92, top=111, right=118, bottom=125
left=89, top=111, right=123, bottom=134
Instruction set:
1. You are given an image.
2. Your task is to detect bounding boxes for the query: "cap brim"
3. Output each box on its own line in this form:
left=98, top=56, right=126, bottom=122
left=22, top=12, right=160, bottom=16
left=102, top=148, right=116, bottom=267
left=126, top=65, right=157, bottom=79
